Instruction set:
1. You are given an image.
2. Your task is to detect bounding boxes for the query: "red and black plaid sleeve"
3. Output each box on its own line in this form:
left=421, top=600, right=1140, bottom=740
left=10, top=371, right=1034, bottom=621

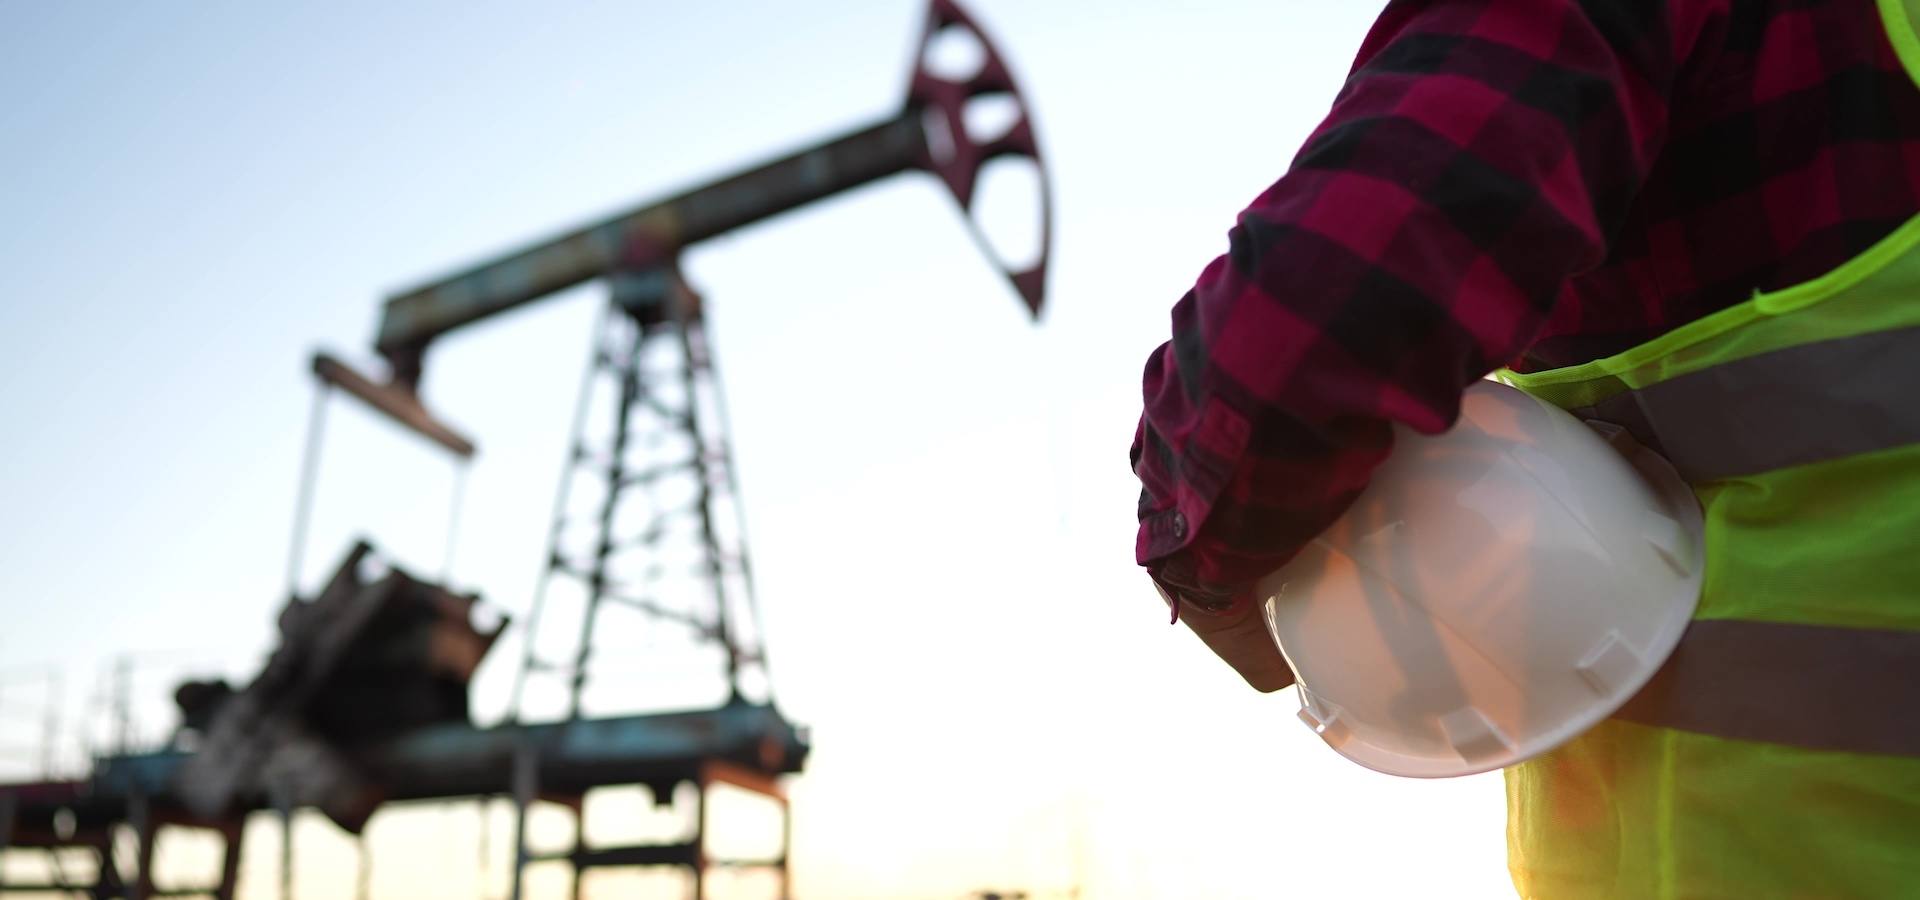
left=1133, top=0, right=1698, bottom=615
left=1136, top=0, right=1920, bottom=618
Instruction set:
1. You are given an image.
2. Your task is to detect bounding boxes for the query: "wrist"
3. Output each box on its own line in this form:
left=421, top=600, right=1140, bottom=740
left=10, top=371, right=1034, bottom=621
left=1151, top=575, right=1250, bottom=623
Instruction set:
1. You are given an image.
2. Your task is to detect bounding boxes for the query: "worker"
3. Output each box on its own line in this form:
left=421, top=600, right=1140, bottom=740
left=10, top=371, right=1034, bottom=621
left=1131, top=0, right=1920, bottom=896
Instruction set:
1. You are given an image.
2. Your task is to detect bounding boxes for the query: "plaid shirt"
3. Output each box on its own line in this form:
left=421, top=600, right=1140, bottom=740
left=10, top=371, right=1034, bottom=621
left=1134, top=0, right=1920, bottom=615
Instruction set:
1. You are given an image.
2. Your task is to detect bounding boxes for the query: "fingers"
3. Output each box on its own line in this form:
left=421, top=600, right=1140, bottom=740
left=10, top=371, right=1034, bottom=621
left=1182, top=601, right=1297, bottom=693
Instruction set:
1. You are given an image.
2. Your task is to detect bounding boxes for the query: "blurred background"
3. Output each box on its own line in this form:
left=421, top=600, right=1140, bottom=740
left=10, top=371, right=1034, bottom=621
left=0, top=1, right=1510, bottom=897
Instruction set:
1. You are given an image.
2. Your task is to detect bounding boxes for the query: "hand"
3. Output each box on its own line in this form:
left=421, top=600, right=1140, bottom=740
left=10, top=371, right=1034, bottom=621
left=1181, top=600, right=1296, bottom=693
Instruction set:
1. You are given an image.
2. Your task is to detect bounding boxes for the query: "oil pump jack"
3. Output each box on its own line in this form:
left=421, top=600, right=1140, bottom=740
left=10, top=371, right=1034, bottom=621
left=318, top=0, right=1048, bottom=719
left=0, top=2, right=1049, bottom=898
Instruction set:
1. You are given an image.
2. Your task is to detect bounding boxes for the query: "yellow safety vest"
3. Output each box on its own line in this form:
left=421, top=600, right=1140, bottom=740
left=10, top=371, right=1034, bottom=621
left=1496, top=3, right=1920, bottom=894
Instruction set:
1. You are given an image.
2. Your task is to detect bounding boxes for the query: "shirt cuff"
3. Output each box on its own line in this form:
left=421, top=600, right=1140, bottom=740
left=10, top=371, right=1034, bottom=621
left=1151, top=574, right=1251, bottom=624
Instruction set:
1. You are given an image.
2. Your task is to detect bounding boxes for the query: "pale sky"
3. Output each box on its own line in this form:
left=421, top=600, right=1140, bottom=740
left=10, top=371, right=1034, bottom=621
left=0, top=1, right=1513, bottom=898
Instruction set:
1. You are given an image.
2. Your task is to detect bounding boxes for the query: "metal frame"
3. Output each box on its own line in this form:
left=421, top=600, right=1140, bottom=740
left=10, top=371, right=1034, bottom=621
left=0, top=782, right=243, bottom=899
left=506, top=263, right=769, bottom=724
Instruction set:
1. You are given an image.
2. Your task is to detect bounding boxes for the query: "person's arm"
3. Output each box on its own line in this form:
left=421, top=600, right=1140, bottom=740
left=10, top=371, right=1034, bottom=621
left=1134, top=0, right=1701, bottom=689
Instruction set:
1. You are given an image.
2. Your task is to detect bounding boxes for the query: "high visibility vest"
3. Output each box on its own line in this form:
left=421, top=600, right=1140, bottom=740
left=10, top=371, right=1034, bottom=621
left=1495, top=3, right=1920, bottom=893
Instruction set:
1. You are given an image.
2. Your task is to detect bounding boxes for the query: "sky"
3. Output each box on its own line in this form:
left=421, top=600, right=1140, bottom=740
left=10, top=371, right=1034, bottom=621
left=0, top=1, right=1514, bottom=898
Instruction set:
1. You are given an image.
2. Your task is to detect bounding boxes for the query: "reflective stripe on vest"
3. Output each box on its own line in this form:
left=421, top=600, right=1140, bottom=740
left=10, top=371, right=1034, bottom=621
left=1569, top=324, right=1920, bottom=482
left=1614, top=619, right=1920, bottom=757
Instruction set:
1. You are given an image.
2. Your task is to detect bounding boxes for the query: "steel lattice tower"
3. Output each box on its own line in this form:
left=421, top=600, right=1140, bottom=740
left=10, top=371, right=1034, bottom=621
left=508, top=263, right=771, bottom=724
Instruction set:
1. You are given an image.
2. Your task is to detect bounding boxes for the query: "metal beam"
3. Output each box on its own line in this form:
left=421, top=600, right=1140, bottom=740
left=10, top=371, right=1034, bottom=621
left=83, top=702, right=807, bottom=809
left=312, top=353, right=475, bottom=457
left=550, top=841, right=701, bottom=870
left=375, top=115, right=926, bottom=364
left=0, top=787, right=14, bottom=857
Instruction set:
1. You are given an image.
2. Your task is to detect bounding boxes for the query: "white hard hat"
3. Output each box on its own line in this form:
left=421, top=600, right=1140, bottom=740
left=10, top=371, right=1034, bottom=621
left=1257, top=379, right=1703, bottom=778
